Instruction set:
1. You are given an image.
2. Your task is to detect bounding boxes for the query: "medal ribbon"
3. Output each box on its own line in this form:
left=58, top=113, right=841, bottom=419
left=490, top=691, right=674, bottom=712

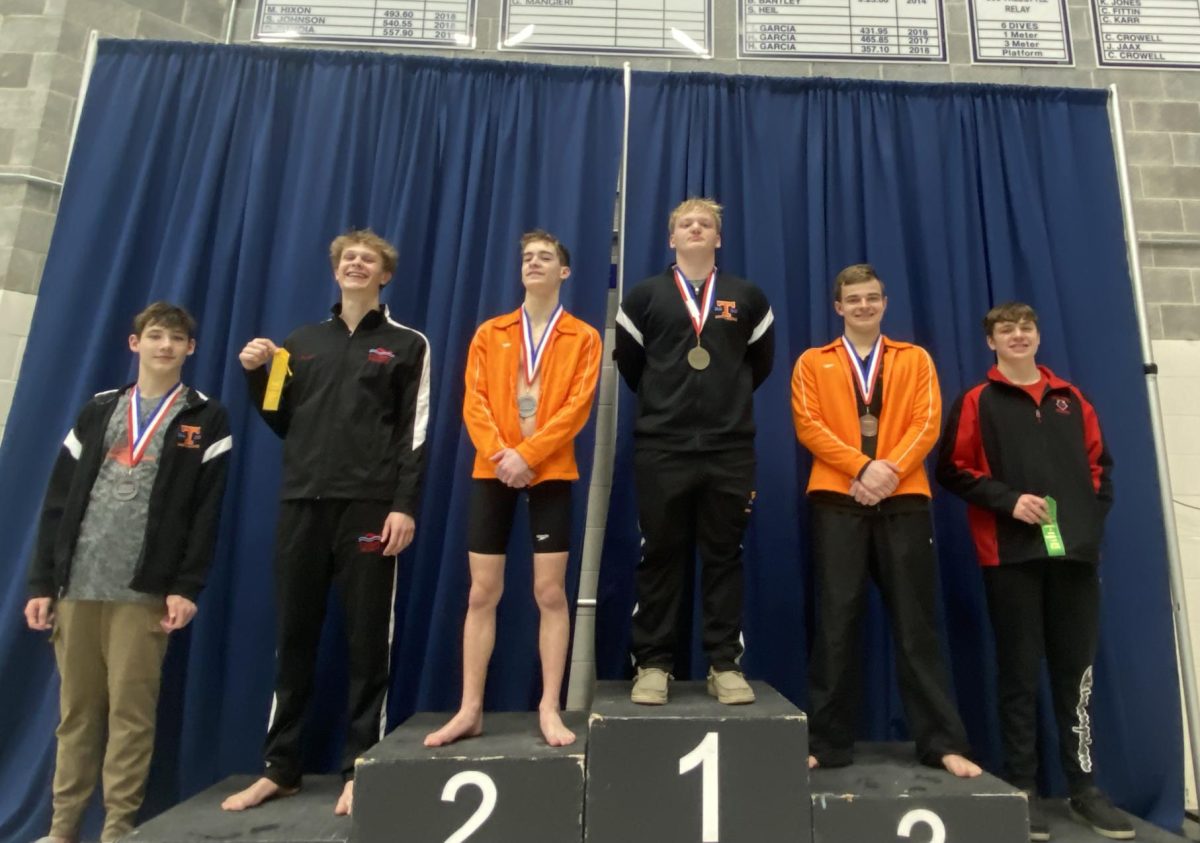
left=521, top=304, right=564, bottom=386
left=127, top=383, right=184, bottom=467
left=841, top=335, right=884, bottom=405
left=673, top=266, right=718, bottom=340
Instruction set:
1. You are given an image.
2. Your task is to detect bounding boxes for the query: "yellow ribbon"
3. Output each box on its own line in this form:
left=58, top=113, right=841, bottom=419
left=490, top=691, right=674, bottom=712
left=263, top=348, right=291, bottom=411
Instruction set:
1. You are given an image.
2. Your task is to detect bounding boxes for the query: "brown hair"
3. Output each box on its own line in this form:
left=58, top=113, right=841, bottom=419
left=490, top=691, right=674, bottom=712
left=983, top=302, right=1039, bottom=336
left=668, top=197, right=723, bottom=234
left=832, top=264, right=885, bottom=302
left=520, top=229, right=571, bottom=267
left=328, top=229, right=399, bottom=275
left=132, top=301, right=196, bottom=339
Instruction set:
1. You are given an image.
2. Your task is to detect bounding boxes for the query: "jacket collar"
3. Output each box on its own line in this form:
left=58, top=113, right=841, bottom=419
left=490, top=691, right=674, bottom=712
left=987, top=364, right=1072, bottom=391
left=110, top=382, right=207, bottom=409
left=494, top=306, right=576, bottom=334
left=817, top=334, right=910, bottom=354
left=329, top=302, right=386, bottom=331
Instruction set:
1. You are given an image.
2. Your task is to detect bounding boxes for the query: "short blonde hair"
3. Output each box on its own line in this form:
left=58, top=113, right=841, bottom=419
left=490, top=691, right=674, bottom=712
left=668, top=197, right=723, bottom=234
left=329, top=229, right=398, bottom=275
left=832, top=264, right=885, bottom=302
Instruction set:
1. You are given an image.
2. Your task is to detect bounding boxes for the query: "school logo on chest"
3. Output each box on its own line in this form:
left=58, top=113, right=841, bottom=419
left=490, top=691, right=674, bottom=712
left=367, top=347, right=395, bottom=364
left=713, top=300, right=739, bottom=322
left=177, top=425, right=202, bottom=448
left=1054, top=397, right=1072, bottom=415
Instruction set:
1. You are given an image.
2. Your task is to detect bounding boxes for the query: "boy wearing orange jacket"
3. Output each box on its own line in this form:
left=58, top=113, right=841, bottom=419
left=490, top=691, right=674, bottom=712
left=426, top=230, right=601, bottom=749
left=792, top=263, right=979, bottom=778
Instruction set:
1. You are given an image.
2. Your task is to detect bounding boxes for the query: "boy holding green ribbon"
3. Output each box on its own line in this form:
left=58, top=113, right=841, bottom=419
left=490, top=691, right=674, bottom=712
left=936, top=302, right=1132, bottom=841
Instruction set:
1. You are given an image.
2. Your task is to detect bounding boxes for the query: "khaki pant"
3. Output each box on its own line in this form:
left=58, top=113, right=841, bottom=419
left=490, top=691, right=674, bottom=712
left=50, top=600, right=168, bottom=842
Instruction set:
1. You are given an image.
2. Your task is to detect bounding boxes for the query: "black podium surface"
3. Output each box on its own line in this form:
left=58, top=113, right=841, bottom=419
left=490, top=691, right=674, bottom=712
left=585, top=680, right=811, bottom=843
left=810, top=743, right=1025, bottom=843
left=353, top=711, right=587, bottom=843
left=125, top=774, right=348, bottom=843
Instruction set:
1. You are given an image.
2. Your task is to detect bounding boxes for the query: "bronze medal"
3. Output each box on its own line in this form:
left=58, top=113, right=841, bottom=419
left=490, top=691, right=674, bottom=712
left=859, top=413, right=879, bottom=438
left=687, top=346, right=711, bottom=371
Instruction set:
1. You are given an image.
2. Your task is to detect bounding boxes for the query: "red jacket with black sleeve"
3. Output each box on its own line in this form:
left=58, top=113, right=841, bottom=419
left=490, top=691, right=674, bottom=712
left=935, top=365, right=1113, bottom=567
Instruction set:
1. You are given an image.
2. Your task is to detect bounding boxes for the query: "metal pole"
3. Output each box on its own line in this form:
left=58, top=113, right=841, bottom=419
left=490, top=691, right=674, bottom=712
left=65, top=30, right=100, bottom=185
left=224, top=0, right=239, bottom=43
left=1108, top=82, right=1200, bottom=809
left=563, top=63, right=631, bottom=709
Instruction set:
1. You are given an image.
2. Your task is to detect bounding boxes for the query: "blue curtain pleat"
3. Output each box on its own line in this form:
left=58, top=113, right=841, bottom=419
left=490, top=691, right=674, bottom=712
left=0, top=41, right=622, bottom=842
left=597, top=71, right=1182, bottom=829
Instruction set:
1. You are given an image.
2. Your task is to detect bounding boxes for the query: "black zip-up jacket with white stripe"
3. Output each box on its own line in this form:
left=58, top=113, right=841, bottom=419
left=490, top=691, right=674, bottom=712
left=245, top=304, right=431, bottom=515
left=27, top=386, right=232, bottom=601
left=615, top=268, right=774, bottom=451
left=936, top=365, right=1113, bottom=567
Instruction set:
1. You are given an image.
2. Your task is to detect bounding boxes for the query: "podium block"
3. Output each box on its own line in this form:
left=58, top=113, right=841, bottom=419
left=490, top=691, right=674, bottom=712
left=353, top=711, right=587, bottom=843
left=810, top=743, right=1027, bottom=843
left=125, top=775, right=348, bottom=842
left=585, top=680, right=811, bottom=843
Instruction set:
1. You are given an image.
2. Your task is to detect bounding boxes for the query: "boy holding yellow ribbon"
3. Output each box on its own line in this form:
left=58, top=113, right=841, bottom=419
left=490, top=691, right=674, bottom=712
left=223, top=229, right=431, bottom=817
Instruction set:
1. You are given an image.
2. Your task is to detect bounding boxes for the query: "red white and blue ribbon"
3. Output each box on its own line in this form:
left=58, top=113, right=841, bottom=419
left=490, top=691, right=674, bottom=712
left=673, top=265, right=718, bottom=339
left=127, top=382, right=184, bottom=466
left=841, top=335, right=883, bottom=405
left=521, top=304, right=564, bottom=385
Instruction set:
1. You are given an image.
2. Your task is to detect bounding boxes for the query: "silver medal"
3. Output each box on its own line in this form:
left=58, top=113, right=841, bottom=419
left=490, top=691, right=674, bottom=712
left=859, top=413, right=879, bottom=438
left=112, top=477, right=139, bottom=501
left=518, top=395, right=538, bottom=419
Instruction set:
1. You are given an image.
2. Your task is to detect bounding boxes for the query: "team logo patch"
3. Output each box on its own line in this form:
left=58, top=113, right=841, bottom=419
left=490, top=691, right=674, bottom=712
left=357, top=533, right=384, bottom=553
left=1055, top=397, right=1072, bottom=415
left=713, top=300, right=739, bottom=321
left=368, top=347, right=395, bottom=363
left=177, top=425, right=202, bottom=448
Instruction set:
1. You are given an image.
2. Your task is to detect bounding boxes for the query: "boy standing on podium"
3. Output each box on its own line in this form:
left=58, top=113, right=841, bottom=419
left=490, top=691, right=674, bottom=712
left=425, top=229, right=601, bottom=748
left=792, top=263, right=979, bottom=778
left=224, top=229, right=431, bottom=816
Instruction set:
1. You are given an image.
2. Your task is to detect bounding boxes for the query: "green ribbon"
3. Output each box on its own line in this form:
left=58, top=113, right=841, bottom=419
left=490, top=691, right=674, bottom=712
left=1041, top=496, right=1066, bottom=557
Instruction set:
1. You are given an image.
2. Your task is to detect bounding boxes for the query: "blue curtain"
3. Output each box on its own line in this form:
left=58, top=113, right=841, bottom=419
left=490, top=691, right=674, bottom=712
left=596, top=72, right=1182, bottom=828
left=0, top=41, right=622, bottom=842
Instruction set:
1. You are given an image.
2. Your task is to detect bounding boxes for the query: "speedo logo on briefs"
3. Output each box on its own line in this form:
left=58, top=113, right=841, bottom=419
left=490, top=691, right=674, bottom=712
left=357, top=533, right=384, bottom=553
left=367, top=347, right=395, bottom=363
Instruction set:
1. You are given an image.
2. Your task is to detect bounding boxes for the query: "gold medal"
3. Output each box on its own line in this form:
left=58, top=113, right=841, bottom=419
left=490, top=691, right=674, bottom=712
left=687, top=346, right=711, bottom=371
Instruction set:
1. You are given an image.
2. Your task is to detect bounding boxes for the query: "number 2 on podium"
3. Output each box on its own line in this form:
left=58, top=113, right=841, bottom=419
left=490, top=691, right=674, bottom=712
left=679, top=732, right=720, bottom=842
left=441, top=770, right=497, bottom=843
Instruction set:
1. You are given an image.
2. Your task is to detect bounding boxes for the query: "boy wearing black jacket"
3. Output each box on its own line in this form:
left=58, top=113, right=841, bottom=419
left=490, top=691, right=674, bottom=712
left=223, top=229, right=430, bottom=817
left=25, top=302, right=232, bottom=843
left=936, top=302, right=1133, bottom=841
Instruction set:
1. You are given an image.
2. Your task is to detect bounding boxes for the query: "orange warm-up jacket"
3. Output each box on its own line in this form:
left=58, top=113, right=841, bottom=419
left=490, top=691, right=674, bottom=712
left=463, top=308, right=602, bottom=484
left=790, top=336, right=941, bottom=498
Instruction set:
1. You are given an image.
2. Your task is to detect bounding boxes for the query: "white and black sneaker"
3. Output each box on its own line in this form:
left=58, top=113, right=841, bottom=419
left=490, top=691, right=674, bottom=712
left=1068, top=786, right=1136, bottom=840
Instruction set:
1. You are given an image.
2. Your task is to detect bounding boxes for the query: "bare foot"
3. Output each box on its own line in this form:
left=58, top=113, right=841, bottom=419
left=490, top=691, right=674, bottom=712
left=424, top=709, right=483, bottom=747
left=807, top=755, right=819, bottom=770
left=334, top=780, right=353, bottom=816
left=539, top=707, right=577, bottom=747
left=221, top=777, right=298, bottom=811
left=942, top=753, right=982, bottom=778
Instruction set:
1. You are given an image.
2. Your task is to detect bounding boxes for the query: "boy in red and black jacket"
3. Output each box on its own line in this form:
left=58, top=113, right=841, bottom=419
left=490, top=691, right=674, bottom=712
left=936, top=302, right=1133, bottom=841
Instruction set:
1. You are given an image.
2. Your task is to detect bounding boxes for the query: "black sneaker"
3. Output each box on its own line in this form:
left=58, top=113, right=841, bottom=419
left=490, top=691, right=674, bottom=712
left=1022, top=790, right=1050, bottom=841
left=1068, top=786, right=1136, bottom=840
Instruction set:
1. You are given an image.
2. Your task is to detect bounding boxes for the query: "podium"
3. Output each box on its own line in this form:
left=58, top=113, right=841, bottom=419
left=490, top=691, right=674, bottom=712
left=352, top=711, right=587, bottom=843
left=584, top=680, right=811, bottom=843
left=810, top=743, right=1027, bottom=843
